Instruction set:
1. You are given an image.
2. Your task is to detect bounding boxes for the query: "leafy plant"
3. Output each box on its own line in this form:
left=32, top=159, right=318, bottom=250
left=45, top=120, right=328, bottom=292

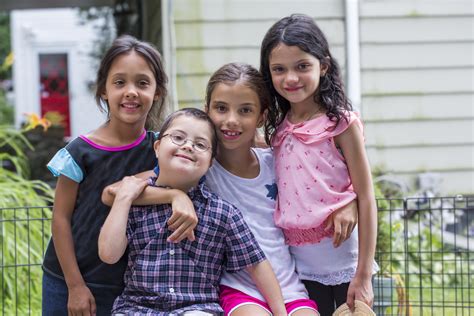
left=0, top=122, right=53, bottom=314
left=0, top=89, right=13, bottom=125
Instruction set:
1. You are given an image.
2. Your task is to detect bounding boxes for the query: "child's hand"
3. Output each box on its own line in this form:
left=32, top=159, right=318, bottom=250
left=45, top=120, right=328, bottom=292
left=324, top=199, right=358, bottom=247
left=68, top=284, right=96, bottom=316
left=115, top=176, right=148, bottom=202
left=346, top=273, right=374, bottom=311
left=167, top=190, right=198, bottom=243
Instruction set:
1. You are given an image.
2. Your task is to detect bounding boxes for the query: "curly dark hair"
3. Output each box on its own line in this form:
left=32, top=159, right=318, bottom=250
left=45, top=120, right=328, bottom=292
left=95, top=35, right=168, bottom=130
left=260, top=13, right=352, bottom=144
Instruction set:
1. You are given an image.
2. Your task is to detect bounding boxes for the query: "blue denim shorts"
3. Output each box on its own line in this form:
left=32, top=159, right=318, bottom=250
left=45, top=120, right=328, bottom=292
left=42, top=272, right=122, bottom=316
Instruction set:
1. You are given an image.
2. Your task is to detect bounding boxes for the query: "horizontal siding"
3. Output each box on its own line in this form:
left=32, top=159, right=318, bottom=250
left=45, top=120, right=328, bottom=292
left=364, top=119, right=474, bottom=147
left=367, top=145, right=473, bottom=172
left=361, top=68, right=473, bottom=95
left=360, top=0, right=474, bottom=194
left=361, top=93, right=474, bottom=121
left=174, top=19, right=345, bottom=49
left=360, top=16, right=474, bottom=43
left=173, top=0, right=344, bottom=21
left=173, top=0, right=346, bottom=107
left=360, top=0, right=474, bottom=18
left=361, top=42, right=474, bottom=69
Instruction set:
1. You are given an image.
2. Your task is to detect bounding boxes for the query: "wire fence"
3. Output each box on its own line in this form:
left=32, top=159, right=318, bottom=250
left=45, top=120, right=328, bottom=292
left=1, top=197, right=473, bottom=315
left=374, top=196, right=473, bottom=315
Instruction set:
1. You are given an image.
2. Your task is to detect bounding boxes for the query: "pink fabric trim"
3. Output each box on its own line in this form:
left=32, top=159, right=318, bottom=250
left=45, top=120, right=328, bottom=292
left=220, top=285, right=318, bottom=315
left=79, top=130, right=146, bottom=152
left=282, top=224, right=334, bottom=246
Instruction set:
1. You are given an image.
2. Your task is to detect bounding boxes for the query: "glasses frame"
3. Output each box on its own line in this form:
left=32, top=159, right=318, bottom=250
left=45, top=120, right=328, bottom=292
left=161, top=132, right=211, bottom=153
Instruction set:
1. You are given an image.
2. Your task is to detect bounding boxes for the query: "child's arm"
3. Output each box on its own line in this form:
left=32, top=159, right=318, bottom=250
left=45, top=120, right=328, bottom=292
left=52, top=175, right=96, bottom=316
left=247, top=260, right=287, bottom=316
left=101, top=169, right=155, bottom=205
left=102, top=173, right=197, bottom=243
left=98, top=176, right=148, bottom=264
left=336, top=122, right=377, bottom=310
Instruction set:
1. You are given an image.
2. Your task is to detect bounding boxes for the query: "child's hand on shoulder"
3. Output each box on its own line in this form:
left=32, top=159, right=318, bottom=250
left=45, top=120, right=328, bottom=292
left=115, top=176, right=148, bottom=202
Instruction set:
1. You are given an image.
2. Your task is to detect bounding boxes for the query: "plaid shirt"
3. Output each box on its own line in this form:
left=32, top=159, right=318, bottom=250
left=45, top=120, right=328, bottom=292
left=112, top=180, right=266, bottom=315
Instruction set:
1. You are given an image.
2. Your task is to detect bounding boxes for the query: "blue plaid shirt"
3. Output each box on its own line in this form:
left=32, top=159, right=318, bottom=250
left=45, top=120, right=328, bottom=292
left=112, top=180, right=266, bottom=315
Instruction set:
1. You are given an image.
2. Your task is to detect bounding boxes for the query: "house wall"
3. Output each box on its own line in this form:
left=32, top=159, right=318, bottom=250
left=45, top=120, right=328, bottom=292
left=171, top=0, right=473, bottom=195
left=11, top=8, right=109, bottom=139
left=172, top=0, right=346, bottom=108
left=359, top=0, right=474, bottom=194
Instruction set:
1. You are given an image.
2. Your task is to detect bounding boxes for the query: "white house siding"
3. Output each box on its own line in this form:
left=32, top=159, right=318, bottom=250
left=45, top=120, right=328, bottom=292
left=172, top=0, right=346, bottom=108
left=171, top=0, right=473, bottom=195
left=359, top=0, right=474, bottom=194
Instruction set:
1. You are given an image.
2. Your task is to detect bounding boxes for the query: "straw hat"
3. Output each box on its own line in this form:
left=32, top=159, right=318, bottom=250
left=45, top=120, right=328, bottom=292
left=332, top=300, right=375, bottom=316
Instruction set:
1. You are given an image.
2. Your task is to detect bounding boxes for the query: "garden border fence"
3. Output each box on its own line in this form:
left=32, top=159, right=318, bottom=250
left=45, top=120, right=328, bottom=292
left=1, top=197, right=473, bottom=315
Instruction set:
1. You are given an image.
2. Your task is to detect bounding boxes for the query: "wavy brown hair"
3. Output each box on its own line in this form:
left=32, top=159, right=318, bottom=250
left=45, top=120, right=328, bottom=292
left=260, top=14, right=352, bottom=144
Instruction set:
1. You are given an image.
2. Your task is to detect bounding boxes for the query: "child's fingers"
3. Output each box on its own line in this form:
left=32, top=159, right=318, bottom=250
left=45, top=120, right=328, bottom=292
left=332, top=222, right=342, bottom=247
left=324, top=214, right=334, bottom=231
left=90, top=296, right=97, bottom=316
left=188, top=230, right=195, bottom=241
left=167, top=214, right=185, bottom=230
left=167, top=222, right=194, bottom=243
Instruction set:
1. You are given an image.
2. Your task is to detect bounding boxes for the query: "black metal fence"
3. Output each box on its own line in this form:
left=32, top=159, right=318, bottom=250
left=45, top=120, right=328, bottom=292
left=374, top=196, right=473, bottom=315
left=1, top=197, right=473, bottom=315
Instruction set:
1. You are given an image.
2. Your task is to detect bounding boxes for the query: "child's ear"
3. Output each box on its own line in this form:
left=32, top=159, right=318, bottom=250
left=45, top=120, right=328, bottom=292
left=153, top=140, right=161, bottom=156
left=320, top=56, right=330, bottom=76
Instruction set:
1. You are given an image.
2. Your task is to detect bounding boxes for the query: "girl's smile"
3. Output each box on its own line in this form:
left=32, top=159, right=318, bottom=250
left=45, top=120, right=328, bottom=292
left=207, top=83, right=263, bottom=152
left=269, top=43, right=327, bottom=108
left=101, top=51, right=159, bottom=128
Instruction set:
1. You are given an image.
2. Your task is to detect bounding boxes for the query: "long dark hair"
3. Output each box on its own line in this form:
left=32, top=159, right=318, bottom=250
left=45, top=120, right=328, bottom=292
left=205, top=62, right=272, bottom=144
left=95, top=35, right=168, bottom=130
left=260, top=14, right=352, bottom=143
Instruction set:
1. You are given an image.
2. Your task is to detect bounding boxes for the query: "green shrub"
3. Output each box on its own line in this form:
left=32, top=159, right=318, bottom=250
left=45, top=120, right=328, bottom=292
left=0, top=125, right=53, bottom=314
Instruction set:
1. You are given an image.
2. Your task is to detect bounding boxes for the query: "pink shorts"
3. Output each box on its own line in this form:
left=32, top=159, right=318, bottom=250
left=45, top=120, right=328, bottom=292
left=220, top=285, right=318, bottom=316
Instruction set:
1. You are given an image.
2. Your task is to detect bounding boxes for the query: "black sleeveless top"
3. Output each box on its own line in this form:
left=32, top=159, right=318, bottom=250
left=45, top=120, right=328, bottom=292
left=43, top=131, right=157, bottom=289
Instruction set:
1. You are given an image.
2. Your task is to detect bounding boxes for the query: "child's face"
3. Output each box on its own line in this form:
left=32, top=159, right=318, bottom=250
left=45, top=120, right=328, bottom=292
left=154, top=115, right=213, bottom=183
left=269, top=43, right=328, bottom=107
left=206, top=82, right=264, bottom=152
left=101, top=51, right=159, bottom=126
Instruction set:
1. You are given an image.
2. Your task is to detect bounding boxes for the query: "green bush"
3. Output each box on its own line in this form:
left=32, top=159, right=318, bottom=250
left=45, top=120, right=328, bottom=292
left=0, top=125, right=53, bottom=314
left=0, top=89, right=13, bottom=125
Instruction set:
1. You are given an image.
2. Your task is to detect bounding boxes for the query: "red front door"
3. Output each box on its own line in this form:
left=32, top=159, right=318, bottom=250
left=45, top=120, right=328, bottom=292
left=39, top=53, right=71, bottom=136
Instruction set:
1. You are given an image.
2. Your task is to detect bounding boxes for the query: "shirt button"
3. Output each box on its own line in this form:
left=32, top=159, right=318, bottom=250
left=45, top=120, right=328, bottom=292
left=170, top=249, right=175, bottom=255
left=169, top=287, right=175, bottom=293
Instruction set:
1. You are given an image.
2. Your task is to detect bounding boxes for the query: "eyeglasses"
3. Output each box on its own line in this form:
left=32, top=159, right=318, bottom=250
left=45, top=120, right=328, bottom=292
left=162, top=132, right=211, bottom=153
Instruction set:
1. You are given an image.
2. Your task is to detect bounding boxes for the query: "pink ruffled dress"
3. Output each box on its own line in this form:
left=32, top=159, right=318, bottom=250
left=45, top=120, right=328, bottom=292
left=272, top=111, right=362, bottom=246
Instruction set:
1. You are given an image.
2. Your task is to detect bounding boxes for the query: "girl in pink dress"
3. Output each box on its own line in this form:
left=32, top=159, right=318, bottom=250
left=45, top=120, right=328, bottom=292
left=260, top=14, right=378, bottom=316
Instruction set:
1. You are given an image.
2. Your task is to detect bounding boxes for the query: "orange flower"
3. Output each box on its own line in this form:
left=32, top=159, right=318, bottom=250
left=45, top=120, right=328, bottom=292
left=23, top=113, right=52, bottom=132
